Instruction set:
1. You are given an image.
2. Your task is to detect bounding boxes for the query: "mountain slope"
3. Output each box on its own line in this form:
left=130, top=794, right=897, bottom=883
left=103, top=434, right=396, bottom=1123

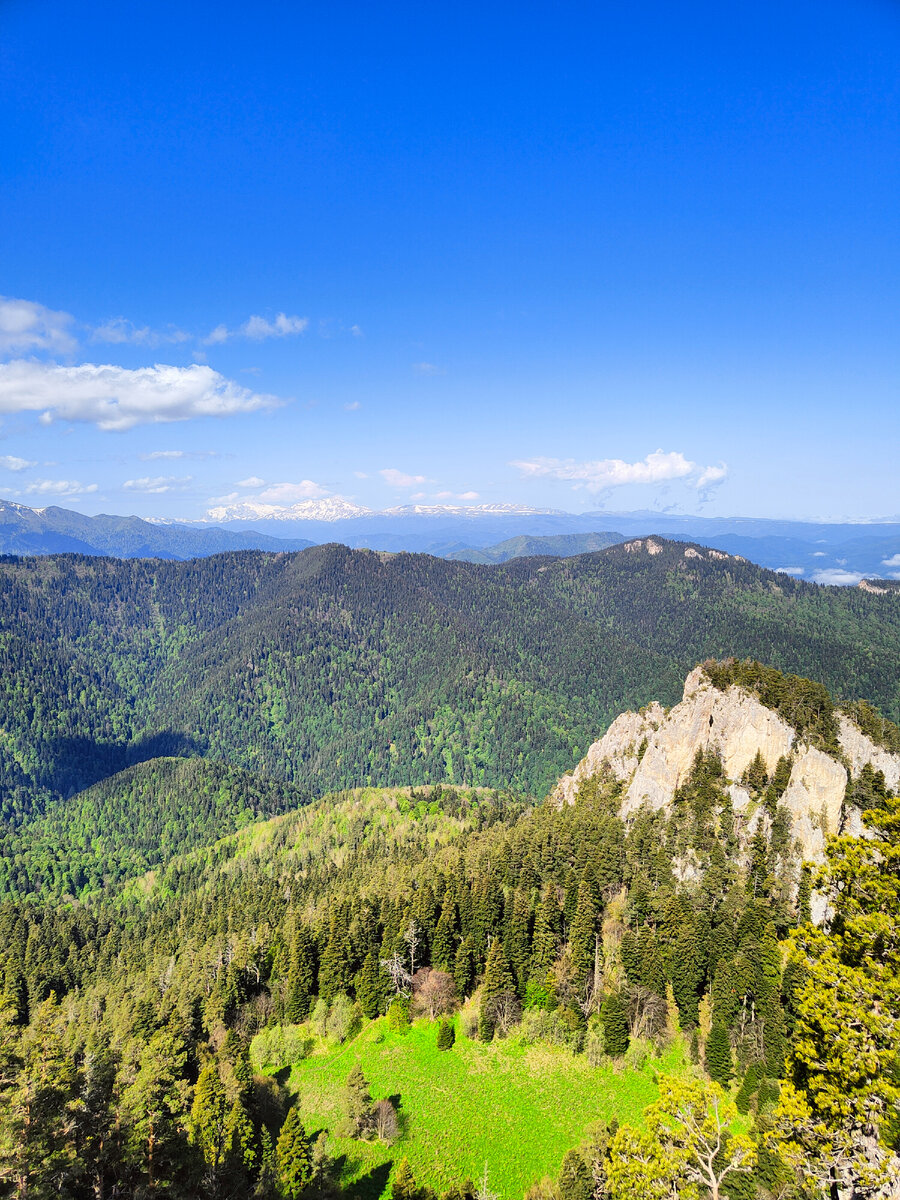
left=0, top=539, right=898, bottom=819
left=445, top=531, right=624, bottom=563
left=0, top=756, right=307, bottom=899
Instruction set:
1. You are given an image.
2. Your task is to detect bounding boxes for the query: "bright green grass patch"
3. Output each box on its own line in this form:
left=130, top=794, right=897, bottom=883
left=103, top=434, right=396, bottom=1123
left=286, top=1018, right=687, bottom=1200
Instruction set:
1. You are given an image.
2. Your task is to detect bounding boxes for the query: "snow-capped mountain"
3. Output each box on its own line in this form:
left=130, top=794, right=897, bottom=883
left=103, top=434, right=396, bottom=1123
left=203, top=498, right=562, bottom=523
left=204, top=497, right=374, bottom=522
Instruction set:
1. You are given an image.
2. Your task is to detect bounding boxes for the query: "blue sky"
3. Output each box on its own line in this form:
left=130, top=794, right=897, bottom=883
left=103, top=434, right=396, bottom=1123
left=1, top=0, right=898, bottom=520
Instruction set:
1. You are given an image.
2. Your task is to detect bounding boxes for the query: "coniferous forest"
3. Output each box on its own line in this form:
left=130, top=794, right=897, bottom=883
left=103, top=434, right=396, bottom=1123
left=0, top=543, right=898, bottom=1199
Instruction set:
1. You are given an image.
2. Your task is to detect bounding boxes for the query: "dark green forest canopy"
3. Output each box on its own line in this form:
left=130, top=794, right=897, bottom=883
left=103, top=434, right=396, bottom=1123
left=0, top=540, right=898, bottom=821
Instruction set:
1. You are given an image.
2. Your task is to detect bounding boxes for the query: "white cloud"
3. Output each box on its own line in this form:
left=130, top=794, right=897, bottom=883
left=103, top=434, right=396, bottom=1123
left=0, top=455, right=36, bottom=471
left=511, top=449, right=727, bottom=495
left=412, top=362, right=443, bottom=375
left=459, top=490, right=479, bottom=500
left=123, top=475, right=193, bottom=494
left=237, top=476, right=266, bottom=488
left=354, top=471, right=369, bottom=479
left=91, top=318, right=191, bottom=346
left=380, top=467, right=428, bottom=488
left=411, top=491, right=427, bottom=500
left=775, top=566, right=805, bottom=576
left=24, top=478, right=98, bottom=497
left=881, top=553, right=900, bottom=568
left=812, top=551, right=827, bottom=557
left=203, top=313, right=309, bottom=345
left=255, top=480, right=329, bottom=504
left=812, top=568, right=865, bottom=586
left=344, top=401, right=361, bottom=411
left=140, top=449, right=220, bottom=461
left=0, top=296, right=77, bottom=354
left=350, top=325, right=363, bottom=337
left=0, top=360, right=279, bottom=431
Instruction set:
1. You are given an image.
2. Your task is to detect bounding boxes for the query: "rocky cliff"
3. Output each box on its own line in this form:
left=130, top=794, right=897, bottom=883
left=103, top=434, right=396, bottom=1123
left=553, top=664, right=900, bottom=865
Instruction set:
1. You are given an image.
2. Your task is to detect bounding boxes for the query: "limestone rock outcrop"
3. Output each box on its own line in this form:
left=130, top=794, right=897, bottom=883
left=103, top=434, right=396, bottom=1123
left=552, top=665, right=900, bottom=864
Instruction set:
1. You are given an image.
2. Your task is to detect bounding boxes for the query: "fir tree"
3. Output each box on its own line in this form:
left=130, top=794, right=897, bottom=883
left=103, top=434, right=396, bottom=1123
left=568, top=878, right=598, bottom=987
left=432, top=899, right=458, bottom=972
left=704, top=1019, right=733, bottom=1086
left=558, top=1148, right=592, bottom=1200
left=436, top=1019, right=456, bottom=1050
left=600, top=992, right=629, bottom=1057
left=344, top=1065, right=375, bottom=1138
left=276, top=1108, right=312, bottom=1200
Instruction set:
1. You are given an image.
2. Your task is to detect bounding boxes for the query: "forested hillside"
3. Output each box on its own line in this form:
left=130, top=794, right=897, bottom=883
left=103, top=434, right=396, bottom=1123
left=0, top=695, right=897, bottom=1198
left=1, top=540, right=899, bottom=822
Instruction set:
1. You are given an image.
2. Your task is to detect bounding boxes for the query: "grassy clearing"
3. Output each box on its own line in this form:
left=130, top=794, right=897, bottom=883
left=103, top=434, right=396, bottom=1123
left=284, top=1017, right=687, bottom=1200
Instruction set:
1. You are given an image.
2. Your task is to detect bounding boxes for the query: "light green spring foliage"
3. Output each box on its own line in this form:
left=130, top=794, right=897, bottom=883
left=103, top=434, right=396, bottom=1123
left=607, top=1076, right=755, bottom=1200
left=772, top=790, right=900, bottom=1195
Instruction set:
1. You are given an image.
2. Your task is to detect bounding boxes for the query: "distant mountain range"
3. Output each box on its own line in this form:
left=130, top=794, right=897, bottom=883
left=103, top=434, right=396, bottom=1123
left=2, top=496, right=900, bottom=581
left=0, top=499, right=314, bottom=559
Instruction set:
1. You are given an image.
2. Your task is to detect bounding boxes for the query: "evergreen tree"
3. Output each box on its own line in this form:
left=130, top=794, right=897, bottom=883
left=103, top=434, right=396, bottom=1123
left=530, top=889, right=561, bottom=981
left=600, top=992, right=629, bottom=1057
left=669, top=924, right=702, bottom=1027
left=453, top=940, right=475, bottom=999
left=276, top=1108, right=312, bottom=1200
left=436, top=1019, right=456, bottom=1050
left=392, top=1156, right=419, bottom=1200
left=344, top=1065, right=375, bottom=1138
left=432, top=898, right=458, bottom=972
left=568, top=878, right=598, bottom=987
left=286, top=924, right=316, bottom=1022
left=704, top=1019, right=733, bottom=1086
left=558, top=1148, right=592, bottom=1200
left=190, top=1061, right=229, bottom=1170
left=479, top=939, right=516, bottom=1041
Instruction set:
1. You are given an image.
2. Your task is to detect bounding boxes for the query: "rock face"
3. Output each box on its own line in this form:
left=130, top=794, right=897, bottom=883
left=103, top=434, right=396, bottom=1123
left=552, top=666, right=900, bottom=864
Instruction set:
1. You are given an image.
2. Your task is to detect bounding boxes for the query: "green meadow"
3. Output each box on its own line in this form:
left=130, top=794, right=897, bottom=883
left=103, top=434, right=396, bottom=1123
left=277, top=1018, right=688, bottom=1200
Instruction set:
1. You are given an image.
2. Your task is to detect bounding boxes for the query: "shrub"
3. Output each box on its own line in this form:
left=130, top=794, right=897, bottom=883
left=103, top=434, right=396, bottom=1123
left=326, top=993, right=357, bottom=1044
left=386, top=998, right=411, bottom=1032
left=460, top=1006, right=479, bottom=1040
left=519, top=1008, right=572, bottom=1047
left=584, top=1021, right=607, bottom=1067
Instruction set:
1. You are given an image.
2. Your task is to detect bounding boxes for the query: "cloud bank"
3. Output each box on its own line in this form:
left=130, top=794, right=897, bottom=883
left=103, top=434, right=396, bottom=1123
left=0, top=360, right=279, bottom=431
left=511, top=449, right=728, bottom=495
left=24, top=478, right=98, bottom=497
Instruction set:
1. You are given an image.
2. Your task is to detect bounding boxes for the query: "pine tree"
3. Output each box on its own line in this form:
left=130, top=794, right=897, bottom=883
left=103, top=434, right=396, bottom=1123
left=600, top=992, right=629, bottom=1057
left=704, top=1018, right=733, bottom=1086
left=276, top=1108, right=312, bottom=1199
